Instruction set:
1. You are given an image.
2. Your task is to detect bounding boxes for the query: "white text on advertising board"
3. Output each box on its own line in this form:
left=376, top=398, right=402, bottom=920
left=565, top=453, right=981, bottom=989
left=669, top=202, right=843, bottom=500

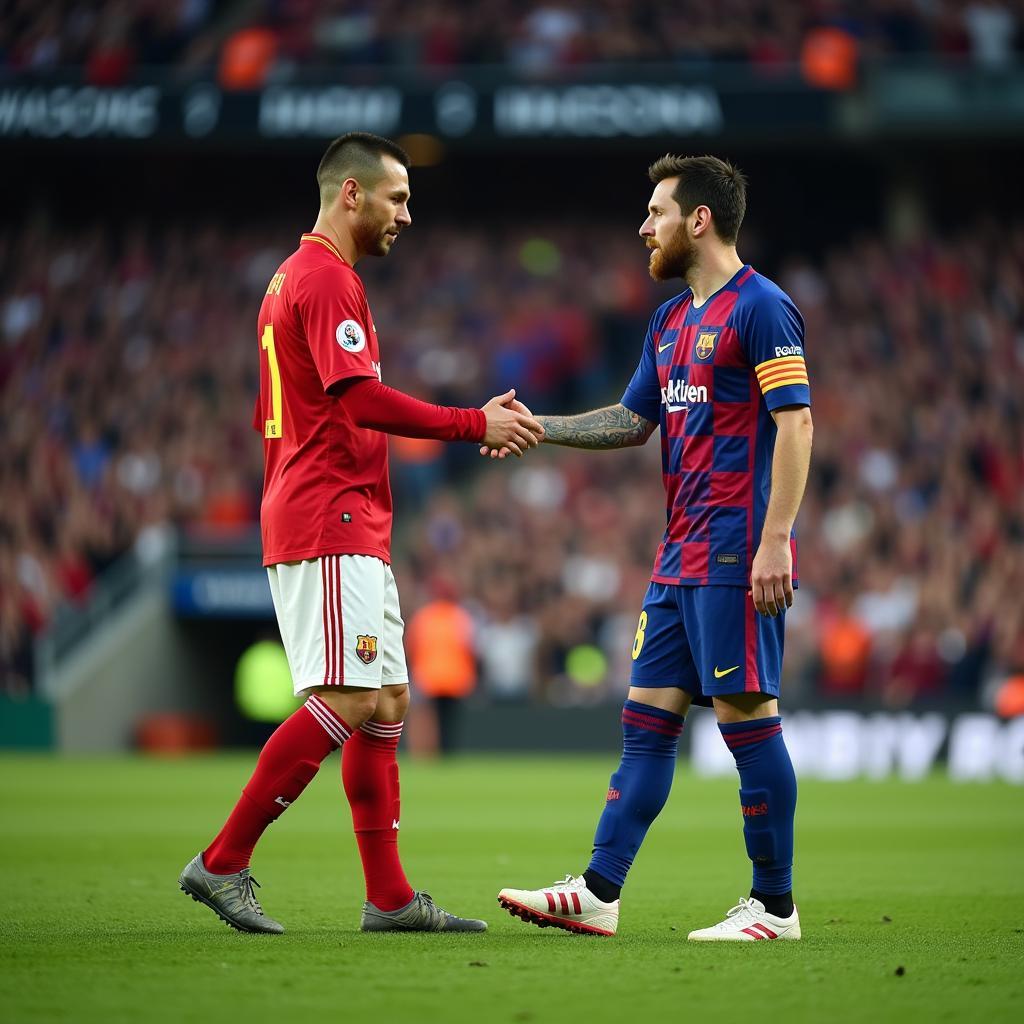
left=494, top=85, right=723, bottom=137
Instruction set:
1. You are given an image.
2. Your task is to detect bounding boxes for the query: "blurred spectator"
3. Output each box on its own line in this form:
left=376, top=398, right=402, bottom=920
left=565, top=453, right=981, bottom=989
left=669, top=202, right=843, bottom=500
left=1, top=213, right=1022, bottom=714
left=883, top=623, right=949, bottom=707
left=817, top=592, right=873, bottom=697
left=218, top=24, right=278, bottom=90
left=994, top=674, right=1024, bottom=717
left=2, top=1, right=1021, bottom=78
left=405, top=579, right=477, bottom=754
left=389, top=436, right=446, bottom=511
left=474, top=576, right=540, bottom=700
left=800, top=26, right=859, bottom=90
left=963, top=0, right=1019, bottom=67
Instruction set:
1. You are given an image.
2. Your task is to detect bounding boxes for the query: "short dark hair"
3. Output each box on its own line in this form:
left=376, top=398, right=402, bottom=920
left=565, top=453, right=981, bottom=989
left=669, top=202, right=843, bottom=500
left=647, top=154, right=747, bottom=244
left=316, top=132, right=410, bottom=205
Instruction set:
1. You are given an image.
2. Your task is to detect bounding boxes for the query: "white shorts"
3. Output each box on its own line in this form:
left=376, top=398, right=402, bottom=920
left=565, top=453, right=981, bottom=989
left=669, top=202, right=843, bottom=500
left=266, top=554, right=409, bottom=696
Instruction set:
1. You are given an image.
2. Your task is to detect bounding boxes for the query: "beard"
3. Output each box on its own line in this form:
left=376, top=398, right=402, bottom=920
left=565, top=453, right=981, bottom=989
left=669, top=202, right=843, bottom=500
left=648, top=225, right=696, bottom=282
left=354, top=209, right=396, bottom=258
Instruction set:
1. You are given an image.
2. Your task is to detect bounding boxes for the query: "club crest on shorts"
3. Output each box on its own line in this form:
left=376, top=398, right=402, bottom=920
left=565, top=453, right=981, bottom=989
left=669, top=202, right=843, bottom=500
left=355, top=634, right=378, bottom=665
left=695, top=330, right=719, bottom=361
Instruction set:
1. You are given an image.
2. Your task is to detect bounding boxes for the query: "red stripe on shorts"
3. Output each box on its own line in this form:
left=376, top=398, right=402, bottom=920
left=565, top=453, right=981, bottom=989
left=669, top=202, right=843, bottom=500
left=322, top=555, right=345, bottom=686
left=334, top=556, right=345, bottom=685
left=321, top=558, right=331, bottom=685
left=744, top=590, right=760, bottom=692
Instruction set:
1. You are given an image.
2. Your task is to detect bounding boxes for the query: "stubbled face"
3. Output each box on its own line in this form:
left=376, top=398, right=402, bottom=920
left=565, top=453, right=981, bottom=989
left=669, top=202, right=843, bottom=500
left=354, top=156, right=411, bottom=258
left=639, top=177, right=696, bottom=282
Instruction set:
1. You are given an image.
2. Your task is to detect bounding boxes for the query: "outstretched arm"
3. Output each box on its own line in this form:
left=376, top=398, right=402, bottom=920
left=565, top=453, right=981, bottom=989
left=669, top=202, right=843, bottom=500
left=481, top=401, right=656, bottom=457
left=538, top=403, right=657, bottom=450
left=336, top=380, right=543, bottom=455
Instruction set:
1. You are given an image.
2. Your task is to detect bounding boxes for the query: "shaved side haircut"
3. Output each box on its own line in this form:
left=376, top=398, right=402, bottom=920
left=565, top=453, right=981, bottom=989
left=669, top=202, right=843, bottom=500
left=316, top=132, right=410, bottom=205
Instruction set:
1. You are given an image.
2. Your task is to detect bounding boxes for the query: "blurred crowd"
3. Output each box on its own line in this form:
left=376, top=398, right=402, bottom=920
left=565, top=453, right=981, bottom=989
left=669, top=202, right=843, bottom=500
left=2, top=0, right=1021, bottom=83
left=403, top=212, right=1024, bottom=712
left=1, top=214, right=1022, bottom=713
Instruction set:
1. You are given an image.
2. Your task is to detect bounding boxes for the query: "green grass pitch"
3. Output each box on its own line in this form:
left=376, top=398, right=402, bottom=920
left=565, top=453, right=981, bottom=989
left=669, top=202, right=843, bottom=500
left=1, top=753, right=1022, bottom=1024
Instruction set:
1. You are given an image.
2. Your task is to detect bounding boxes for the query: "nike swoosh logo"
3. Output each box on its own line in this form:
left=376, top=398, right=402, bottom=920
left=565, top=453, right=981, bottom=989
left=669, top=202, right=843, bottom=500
left=657, top=341, right=675, bottom=354
left=714, top=665, right=740, bottom=679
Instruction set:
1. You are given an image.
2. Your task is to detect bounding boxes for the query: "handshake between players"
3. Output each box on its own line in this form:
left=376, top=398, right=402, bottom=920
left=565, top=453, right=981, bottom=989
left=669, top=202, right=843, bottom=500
left=479, top=388, right=544, bottom=458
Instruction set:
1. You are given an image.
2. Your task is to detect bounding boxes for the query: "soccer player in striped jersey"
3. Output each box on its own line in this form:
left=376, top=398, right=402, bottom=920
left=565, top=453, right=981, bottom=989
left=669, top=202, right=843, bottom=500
left=494, top=155, right=813, bottom=940
left=179, top=133, right=543, bottom=935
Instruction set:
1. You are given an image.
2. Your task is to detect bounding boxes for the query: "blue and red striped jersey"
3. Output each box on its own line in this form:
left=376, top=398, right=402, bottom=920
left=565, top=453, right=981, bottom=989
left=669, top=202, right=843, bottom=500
left=621, top=265, right=810, bottom=587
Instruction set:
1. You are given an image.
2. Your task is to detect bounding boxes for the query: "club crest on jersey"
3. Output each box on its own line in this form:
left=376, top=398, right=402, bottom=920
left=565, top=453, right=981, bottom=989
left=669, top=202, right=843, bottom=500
left=695, top=330, right=719, bottom=361
left=355, top=635, right=378, bottom=665
left=336, top=319, right=366, bottom=353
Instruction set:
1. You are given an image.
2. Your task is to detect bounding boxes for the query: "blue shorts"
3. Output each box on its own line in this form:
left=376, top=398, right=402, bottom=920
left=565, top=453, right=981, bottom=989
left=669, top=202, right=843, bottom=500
left=629, top=583, right=784, bottom=704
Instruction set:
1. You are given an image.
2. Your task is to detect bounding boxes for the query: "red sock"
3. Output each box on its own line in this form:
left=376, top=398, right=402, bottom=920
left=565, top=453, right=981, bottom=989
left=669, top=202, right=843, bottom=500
left=204, top=696, right=352, bottom=874
left=342, top=720, right=414, bottom=911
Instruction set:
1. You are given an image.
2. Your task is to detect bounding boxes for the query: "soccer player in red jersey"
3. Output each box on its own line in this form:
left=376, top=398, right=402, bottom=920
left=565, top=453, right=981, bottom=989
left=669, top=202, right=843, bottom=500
left=179, top=132, right=543, bottom=934
left=494, top=156, right=813, bottom=940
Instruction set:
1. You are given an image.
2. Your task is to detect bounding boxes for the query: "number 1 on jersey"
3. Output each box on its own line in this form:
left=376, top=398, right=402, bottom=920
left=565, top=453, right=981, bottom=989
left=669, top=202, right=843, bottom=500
left=261, top=324, right=283, bottom=438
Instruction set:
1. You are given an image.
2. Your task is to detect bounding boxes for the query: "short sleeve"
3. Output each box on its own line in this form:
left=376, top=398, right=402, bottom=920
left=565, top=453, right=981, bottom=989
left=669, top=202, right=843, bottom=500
left=296, top=265, right=378, bottom=393
left=620, top=317, right=662, bottom=424
left=739, top=291, right=810, bottom=411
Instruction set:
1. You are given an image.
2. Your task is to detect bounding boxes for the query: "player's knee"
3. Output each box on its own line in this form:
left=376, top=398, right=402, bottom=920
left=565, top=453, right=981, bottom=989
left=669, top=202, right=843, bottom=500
left=376, top=683, right=409, bottom=723
left=314, top=687, right=379, bottom=729
left=713, top=693, right=778, bottom=724
left=347, top=690, right=380, bottom=728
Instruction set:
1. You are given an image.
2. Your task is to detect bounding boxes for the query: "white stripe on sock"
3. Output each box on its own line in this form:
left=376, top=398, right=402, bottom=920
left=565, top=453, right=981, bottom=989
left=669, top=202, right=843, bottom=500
left=361, top=720, right=404, bottom=737
left=304, top=696, right=350, bottom=747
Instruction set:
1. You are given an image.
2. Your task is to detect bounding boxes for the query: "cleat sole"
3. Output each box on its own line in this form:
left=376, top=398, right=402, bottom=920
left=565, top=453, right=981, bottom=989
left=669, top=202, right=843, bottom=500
left=497, top=895, right=614, bottom=937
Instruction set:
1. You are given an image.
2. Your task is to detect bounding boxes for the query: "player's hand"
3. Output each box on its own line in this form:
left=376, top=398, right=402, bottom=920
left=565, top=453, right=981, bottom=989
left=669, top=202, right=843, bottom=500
left=479, top=396, right=542, bottom=459
left=480, top=389, right=544, bottom=458
left=750, top=537, right=794, bottom=617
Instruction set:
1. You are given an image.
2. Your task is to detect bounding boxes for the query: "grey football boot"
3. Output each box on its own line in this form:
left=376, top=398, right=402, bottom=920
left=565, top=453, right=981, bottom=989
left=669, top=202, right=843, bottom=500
left=360, top=891, right=487, bottom=932
left=178, top=853, right=285, bottom=934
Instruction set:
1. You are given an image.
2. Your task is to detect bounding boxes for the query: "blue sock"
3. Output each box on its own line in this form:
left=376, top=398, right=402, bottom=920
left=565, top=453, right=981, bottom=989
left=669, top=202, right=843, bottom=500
left=586, top=700, right=684, bottom=892
left=719, top=716, right=797, bottom=899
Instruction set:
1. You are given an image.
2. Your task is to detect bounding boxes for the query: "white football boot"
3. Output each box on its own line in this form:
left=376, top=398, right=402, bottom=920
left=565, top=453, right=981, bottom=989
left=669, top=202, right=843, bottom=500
left=498, top=875, right=619, bottom=936
left=687, top=896, right=801, bottom=941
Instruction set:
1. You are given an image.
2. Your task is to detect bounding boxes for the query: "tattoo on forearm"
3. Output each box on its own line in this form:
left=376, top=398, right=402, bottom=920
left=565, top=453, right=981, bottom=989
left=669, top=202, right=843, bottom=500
left=537, top=404, right=655, bottom=450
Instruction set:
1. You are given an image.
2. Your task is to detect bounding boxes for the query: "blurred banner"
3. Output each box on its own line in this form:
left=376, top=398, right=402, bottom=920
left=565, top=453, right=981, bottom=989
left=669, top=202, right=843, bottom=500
left=688, top=710, right=1024, bottom=783
left=2, top=65, right=1022, bottom=143
left=0, top=77, right=813, bottom=141
left=172, top=566, right=273, bottom=618
left=433, top=706, right=1024, bottom=783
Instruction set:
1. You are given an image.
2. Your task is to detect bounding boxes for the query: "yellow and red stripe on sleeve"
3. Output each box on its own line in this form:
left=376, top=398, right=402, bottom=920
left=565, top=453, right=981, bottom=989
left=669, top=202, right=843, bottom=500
left=754, top=355, right=809, bottom=395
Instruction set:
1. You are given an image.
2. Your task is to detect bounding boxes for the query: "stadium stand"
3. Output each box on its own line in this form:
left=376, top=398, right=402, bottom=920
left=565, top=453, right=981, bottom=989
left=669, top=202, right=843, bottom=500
left=1, top=0, right=1019, bottom=78
left=2, top=216, right=1022, bottom=705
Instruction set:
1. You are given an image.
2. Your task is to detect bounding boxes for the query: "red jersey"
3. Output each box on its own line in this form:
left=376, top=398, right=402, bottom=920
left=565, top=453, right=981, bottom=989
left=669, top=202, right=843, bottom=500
left=255, top=233, right=392, bottom=566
